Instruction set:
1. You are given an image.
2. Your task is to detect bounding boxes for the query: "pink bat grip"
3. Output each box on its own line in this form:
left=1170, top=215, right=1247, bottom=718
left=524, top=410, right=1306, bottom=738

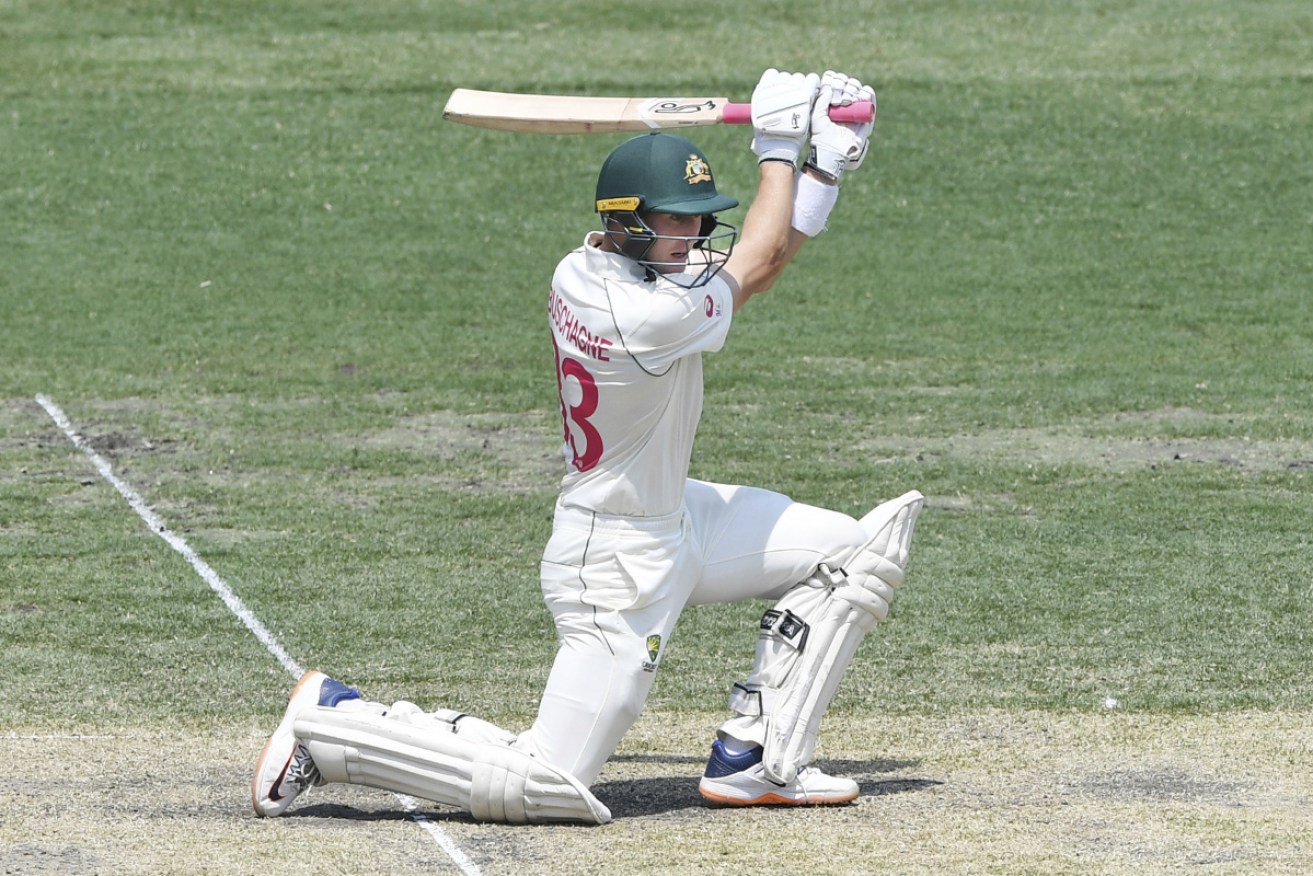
left=721, top=100, right=874, bottom=125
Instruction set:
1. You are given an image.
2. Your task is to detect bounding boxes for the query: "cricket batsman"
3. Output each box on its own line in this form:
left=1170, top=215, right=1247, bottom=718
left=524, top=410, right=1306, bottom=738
left=252, top=68, right=924, bottom=825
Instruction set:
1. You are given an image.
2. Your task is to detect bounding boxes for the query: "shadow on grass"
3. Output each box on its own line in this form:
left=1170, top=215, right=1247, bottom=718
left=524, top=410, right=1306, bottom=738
left=283, top=757, right=940, bottom=823
left=286, top=802, right=452, bottom=822
left=596, top=758, right=939, bottom=819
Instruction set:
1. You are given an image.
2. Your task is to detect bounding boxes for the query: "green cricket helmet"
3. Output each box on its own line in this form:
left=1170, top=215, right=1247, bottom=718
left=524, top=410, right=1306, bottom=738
left=595, top=132, right=739, bottom=287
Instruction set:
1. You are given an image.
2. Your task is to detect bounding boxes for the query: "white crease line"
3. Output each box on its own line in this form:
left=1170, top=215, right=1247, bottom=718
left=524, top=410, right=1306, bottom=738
left=399, top=795, right=487, bottom=874
left=35, top=393, right=484, bottom=876
left=35, top=394, right=302, bottom=680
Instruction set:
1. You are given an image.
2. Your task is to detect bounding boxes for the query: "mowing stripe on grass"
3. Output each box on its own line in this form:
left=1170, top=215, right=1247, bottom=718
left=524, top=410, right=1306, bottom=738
left=34, top=393, right=485, bottom=876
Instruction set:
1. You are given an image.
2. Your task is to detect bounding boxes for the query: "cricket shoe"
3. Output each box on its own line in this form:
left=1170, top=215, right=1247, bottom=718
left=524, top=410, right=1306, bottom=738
left=251, top=670, right=361, bottom=817
left=698, top=739, right=859, bottom=806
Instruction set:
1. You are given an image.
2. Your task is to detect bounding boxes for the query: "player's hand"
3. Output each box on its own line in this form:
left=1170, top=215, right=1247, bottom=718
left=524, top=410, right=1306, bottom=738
left=806, top=70, right=876, bottom=181
left=750, top=69, right=821, bottom=166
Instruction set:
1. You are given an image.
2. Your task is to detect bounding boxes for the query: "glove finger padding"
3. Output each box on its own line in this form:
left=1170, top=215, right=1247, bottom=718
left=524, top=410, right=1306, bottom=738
left=750, top=68, right=820, bottom=165
left=821, top=69, right=866, bottom=107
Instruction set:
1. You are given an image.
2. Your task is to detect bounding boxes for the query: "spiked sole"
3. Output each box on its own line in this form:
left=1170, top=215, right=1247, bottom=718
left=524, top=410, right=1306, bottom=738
left=698, top=782, right=858, bottom=807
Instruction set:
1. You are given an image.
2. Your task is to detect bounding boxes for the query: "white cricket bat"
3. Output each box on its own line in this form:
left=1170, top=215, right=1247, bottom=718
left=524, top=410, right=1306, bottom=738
left=443, top=88, right=875, bottom=135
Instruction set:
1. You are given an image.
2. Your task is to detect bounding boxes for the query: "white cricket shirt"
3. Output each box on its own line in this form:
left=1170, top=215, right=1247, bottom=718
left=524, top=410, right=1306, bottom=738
left=548, top=234, right=735, bottom=518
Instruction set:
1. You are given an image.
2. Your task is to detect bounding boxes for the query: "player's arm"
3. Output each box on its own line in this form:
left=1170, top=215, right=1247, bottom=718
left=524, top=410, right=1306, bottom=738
left=719, top=69, right=817, bottom=312
left=721, top=70, right=876, bottom=313
left=721, top=162, right=817, bottom=312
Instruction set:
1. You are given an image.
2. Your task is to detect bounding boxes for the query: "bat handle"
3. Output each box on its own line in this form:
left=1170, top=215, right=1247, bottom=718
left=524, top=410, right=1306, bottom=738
left=721, top=100, right=874, bottom=126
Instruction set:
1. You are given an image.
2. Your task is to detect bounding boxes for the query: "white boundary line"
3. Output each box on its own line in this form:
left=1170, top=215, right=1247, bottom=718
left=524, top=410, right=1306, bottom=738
left=35, top=394, right=484, bottom=876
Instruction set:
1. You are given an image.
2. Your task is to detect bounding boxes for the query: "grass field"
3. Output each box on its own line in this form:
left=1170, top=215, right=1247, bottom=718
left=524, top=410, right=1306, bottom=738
left=3, top=1, right=1312, bottom=873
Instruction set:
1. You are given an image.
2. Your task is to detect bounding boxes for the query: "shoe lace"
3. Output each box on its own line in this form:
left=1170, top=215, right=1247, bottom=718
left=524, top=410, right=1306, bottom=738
left=794, top=765, right=832, bottom=786
left=284, top=743, right=323, bottom=790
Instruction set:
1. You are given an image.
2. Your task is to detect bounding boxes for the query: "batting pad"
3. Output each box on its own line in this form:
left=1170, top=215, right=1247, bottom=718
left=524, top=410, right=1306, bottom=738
left=295, top=707, right=612, bottom=825
left=732, top=490, right=925, bottom=784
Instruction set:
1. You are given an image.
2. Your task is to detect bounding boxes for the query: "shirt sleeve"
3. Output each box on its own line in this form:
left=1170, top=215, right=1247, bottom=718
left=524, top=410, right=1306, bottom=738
left=605, top=275, right=734, bottom=374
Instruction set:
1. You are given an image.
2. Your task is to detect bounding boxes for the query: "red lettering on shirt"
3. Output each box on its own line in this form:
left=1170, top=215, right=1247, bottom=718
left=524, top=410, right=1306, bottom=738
left=549, top=287, right=613, bottom=362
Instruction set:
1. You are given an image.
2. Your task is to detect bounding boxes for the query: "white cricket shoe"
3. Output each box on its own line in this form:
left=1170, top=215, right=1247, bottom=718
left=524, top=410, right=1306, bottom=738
left=698, top=739, right=859, bottom=806
left=251, top=670, right=361, bottom=817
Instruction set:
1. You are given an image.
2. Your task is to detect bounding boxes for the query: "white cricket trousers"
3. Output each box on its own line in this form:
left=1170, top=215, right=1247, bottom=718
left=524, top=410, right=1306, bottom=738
left=516, top=478, right=868, bottom=786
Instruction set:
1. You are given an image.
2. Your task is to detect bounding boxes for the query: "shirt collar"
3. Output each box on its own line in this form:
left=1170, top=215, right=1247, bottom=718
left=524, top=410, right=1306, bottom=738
left=583, top=232, right=649, bottom=283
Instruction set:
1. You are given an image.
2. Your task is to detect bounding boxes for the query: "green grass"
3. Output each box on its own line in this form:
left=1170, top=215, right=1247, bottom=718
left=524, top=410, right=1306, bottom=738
left=2, top=0, right=1311, bottom=786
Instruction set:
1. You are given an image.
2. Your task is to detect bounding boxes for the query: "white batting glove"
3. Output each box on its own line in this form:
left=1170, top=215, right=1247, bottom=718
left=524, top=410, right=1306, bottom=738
left=750, top=69, right=821, bottom=165
left=806, top=70, right=876, bottom=181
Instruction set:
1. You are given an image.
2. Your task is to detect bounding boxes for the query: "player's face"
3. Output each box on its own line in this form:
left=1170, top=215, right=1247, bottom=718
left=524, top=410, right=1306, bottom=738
left=643, top=212, right=707, bottom=274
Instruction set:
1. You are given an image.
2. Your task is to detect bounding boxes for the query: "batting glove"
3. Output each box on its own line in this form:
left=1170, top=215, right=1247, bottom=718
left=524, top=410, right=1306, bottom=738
left=806, top=70, right=876, bottom=181
left=750, top=68, right=821, bottom=165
